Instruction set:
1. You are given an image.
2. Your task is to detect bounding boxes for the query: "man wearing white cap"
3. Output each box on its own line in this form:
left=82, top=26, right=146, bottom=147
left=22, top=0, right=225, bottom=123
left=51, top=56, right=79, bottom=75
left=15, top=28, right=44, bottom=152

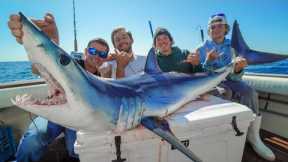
left=197, top=13, right=275, bottom=161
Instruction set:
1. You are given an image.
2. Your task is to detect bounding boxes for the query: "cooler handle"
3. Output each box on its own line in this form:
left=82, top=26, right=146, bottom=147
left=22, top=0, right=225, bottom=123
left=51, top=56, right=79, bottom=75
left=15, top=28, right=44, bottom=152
left=231, top=116, right=244, bottom=136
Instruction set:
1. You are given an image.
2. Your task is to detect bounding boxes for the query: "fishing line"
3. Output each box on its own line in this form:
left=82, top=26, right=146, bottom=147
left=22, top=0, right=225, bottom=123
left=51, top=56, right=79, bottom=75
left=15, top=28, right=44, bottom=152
left=29, top=112, right=40, bottom=132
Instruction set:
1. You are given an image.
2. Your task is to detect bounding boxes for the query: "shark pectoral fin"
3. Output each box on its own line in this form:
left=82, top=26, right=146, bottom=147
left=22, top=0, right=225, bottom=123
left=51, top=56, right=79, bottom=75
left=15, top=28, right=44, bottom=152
left=140, top=117, right=202, bottom=162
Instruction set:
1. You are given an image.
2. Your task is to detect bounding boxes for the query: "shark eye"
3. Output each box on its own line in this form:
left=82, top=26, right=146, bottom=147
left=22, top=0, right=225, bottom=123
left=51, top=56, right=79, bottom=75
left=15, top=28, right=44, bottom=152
left=59, top=54, right=71, bottom=66
left=37, top=43, right=44, bottom=47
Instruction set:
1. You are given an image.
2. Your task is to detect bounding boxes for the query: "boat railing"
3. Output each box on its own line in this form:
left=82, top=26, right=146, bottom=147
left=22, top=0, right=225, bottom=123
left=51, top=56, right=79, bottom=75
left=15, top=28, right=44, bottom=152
left=0, top=79, right=47, bottom=109
left=245, top=72, right=288, bottom=78
left=259, top=92, right=288, bottom=118
left=0, top=79, right=45, bottom=89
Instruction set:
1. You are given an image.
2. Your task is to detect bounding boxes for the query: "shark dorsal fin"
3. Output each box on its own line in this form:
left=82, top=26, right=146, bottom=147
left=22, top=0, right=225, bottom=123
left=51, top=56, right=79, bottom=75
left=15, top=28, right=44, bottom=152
left=231, top=20, right=288, bottom=64
left=231, top=20, right=250, bottom=54
left=144, top=48, right=162, bottom=74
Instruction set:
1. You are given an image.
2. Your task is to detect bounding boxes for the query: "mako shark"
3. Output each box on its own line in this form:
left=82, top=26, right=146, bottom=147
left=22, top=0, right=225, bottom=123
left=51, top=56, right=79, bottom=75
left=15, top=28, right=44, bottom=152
left=231, top=20, right=288, bottom=64
left=12, top=12, right=233, bottom=162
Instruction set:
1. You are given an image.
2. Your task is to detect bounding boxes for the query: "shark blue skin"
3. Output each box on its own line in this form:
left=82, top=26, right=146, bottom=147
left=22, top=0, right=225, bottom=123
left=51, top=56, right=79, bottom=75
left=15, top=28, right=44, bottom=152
left=231, top=20, right=288, bottom=64
left=12, top=12, right=233, bottom=162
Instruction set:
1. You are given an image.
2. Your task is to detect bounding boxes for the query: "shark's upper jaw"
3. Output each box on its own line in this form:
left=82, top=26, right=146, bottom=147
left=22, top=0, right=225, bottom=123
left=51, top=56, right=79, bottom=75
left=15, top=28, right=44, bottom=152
left=12, top=63, right=67, bottom=108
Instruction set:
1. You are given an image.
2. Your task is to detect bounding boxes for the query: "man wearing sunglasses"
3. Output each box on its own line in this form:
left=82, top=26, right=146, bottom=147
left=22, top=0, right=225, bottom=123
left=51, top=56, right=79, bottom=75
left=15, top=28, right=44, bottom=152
left=197, top=13, right=275, bottom=161
left=8, top=13, right=111, bottom=162
left=80, top=38, right=112, bottom=77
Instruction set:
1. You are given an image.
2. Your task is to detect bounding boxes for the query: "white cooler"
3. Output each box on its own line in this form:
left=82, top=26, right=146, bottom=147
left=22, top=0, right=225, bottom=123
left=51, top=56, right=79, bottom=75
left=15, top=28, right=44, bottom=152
left=75, top=96, right=254, bottom=162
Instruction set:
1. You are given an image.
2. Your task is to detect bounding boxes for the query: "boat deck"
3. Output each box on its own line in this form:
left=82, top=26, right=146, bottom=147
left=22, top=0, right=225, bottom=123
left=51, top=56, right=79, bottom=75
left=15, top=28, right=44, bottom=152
left=242, top=130, right=288, bottom=162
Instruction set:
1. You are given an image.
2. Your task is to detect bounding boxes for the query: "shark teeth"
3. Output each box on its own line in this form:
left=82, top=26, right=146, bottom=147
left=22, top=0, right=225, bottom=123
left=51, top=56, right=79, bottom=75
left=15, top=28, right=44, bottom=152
left=11, top=94, right=34, bottom=106
left=11, top=93, right=67, bottom=106
left=34, top=94, right=67, bottom=106
left=11, top=63, right=67, bottom=107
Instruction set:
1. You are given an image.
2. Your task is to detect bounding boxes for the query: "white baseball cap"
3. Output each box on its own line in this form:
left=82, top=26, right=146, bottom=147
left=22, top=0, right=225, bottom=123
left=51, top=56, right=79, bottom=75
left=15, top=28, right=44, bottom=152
left=208, top=13, right=228, bottom=26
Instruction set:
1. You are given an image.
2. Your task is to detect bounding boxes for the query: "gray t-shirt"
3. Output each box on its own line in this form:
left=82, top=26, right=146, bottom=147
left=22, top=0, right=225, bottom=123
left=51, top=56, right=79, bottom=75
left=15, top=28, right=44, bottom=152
left=107, top=54, right=146, bottom=78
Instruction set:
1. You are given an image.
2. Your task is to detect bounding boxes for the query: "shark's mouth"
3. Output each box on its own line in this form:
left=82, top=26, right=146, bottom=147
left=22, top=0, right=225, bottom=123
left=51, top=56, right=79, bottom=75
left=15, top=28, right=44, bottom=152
left=13, top=63, right=67, bottom=106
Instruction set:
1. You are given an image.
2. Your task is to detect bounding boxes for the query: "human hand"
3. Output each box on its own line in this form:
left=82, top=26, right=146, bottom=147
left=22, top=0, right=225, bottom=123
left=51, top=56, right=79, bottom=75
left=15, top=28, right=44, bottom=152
left=8, top=13, right=59, bottom=44
left=206, top=48, right=219, bottom=61
left=184, top=52, right=200, bottom=66
left=199, top=93, right=209, bottom=101
left=234, top=57, right=247, bottom=73
left=98, top=63, right=112, bottom=78
left=111, top=49, right=133, bottom=69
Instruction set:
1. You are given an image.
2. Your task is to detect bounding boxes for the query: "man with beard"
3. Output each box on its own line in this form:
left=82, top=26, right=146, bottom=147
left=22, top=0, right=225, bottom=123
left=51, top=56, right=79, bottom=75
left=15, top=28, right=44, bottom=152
left=109, top=27, right=146, bottom=78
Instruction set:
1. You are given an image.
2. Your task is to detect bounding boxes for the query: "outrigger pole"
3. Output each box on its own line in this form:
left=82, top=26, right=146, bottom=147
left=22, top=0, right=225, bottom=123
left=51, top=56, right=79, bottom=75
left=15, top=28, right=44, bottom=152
left=73, top=0, right=78, bottom=52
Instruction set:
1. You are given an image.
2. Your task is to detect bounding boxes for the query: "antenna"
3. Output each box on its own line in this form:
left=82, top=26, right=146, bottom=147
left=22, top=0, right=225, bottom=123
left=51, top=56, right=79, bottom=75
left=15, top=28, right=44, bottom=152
left=73, top=0, right=78, bottom=52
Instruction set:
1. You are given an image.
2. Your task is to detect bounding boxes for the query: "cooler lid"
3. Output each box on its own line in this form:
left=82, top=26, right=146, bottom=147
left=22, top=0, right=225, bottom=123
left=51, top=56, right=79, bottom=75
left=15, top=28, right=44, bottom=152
left=168, top=95, right=254, bottom=131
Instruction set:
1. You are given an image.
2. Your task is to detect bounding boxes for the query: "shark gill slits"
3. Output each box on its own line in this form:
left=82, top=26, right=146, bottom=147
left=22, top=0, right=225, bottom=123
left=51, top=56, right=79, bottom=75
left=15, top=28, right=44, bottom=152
left=60, top=54, right=71, bottom=65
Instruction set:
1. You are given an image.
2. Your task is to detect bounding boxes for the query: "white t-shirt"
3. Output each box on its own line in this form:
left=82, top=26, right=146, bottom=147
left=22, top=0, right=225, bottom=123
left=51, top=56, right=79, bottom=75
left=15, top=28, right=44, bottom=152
left=107, top=54, right=146, bottom=78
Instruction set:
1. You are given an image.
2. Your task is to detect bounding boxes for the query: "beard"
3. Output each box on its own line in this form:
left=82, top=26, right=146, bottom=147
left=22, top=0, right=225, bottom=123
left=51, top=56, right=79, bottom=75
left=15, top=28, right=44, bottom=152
left=118, top=43, right=132, bottom=53
left=122, top=46, right=132, bottom=53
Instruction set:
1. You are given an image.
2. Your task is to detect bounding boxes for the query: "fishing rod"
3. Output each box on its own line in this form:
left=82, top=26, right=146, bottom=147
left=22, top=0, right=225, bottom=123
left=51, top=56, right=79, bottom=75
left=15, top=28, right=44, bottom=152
left=196, top=25, right=204, bottom=43
left=73, top=0, right=78, bottom=52
left=148, top=20, right=154, bottom=38
left=71, top=0, right=83, bottom=60
left=200, top=28, right=204, bottom=43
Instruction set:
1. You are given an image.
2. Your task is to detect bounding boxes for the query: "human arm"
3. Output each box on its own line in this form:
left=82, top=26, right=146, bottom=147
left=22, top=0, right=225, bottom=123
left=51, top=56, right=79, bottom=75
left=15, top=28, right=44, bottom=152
left=8, top=13, right=59, bottom=75
left=202, top=48, right=219, bottom=72
left=111, top=50, right=133, bottom=79
left=8, top=13, right=59, bottom=44
left=184, top=50, right=204, bottom=72
left=227, top=49, right=247, bottom=81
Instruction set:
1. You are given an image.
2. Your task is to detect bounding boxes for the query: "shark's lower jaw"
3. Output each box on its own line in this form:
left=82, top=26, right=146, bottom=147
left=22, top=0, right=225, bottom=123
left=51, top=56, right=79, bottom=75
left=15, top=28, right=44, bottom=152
left=13, top=63, right=67, bottom=107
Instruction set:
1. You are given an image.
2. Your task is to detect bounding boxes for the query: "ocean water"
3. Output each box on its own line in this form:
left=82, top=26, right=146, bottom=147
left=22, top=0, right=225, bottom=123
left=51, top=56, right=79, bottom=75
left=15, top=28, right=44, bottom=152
left=245, top=59, right=288, bottom=74
left=0, top=61, right=39, bottom=84
left=0, top=60, right=287, bottom=84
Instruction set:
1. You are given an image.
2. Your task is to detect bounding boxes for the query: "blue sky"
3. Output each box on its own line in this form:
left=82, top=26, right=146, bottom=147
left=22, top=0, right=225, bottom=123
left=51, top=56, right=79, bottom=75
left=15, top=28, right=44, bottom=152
left=0, top=0, right=287, bottom=61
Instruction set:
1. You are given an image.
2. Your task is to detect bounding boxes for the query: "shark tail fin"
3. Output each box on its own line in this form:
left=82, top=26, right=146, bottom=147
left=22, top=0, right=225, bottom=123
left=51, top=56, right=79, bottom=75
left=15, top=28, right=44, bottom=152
left=141, top=117, right=202, bottom=162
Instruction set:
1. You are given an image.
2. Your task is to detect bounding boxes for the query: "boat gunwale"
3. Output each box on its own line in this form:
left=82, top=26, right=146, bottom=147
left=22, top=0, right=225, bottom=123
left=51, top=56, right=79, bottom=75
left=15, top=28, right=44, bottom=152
left=245, top=72, right=288, bottom=78
left=0, top=79, right=45, bottom=89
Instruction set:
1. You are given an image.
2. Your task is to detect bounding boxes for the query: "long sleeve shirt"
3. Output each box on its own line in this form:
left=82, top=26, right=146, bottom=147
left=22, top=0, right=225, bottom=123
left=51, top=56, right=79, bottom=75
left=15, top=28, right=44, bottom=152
left=156, top=46, right=203, bottom=73
left=198, top=39, right=243, bottom=81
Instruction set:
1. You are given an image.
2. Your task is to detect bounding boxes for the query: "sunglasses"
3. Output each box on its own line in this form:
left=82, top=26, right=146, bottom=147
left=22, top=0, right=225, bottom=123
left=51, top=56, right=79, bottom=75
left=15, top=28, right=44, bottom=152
left=210, top=24, right=225, bottom=30
left=88, top=48, right=108, bottom=58
left=210, top=13, right=225, bottom=18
